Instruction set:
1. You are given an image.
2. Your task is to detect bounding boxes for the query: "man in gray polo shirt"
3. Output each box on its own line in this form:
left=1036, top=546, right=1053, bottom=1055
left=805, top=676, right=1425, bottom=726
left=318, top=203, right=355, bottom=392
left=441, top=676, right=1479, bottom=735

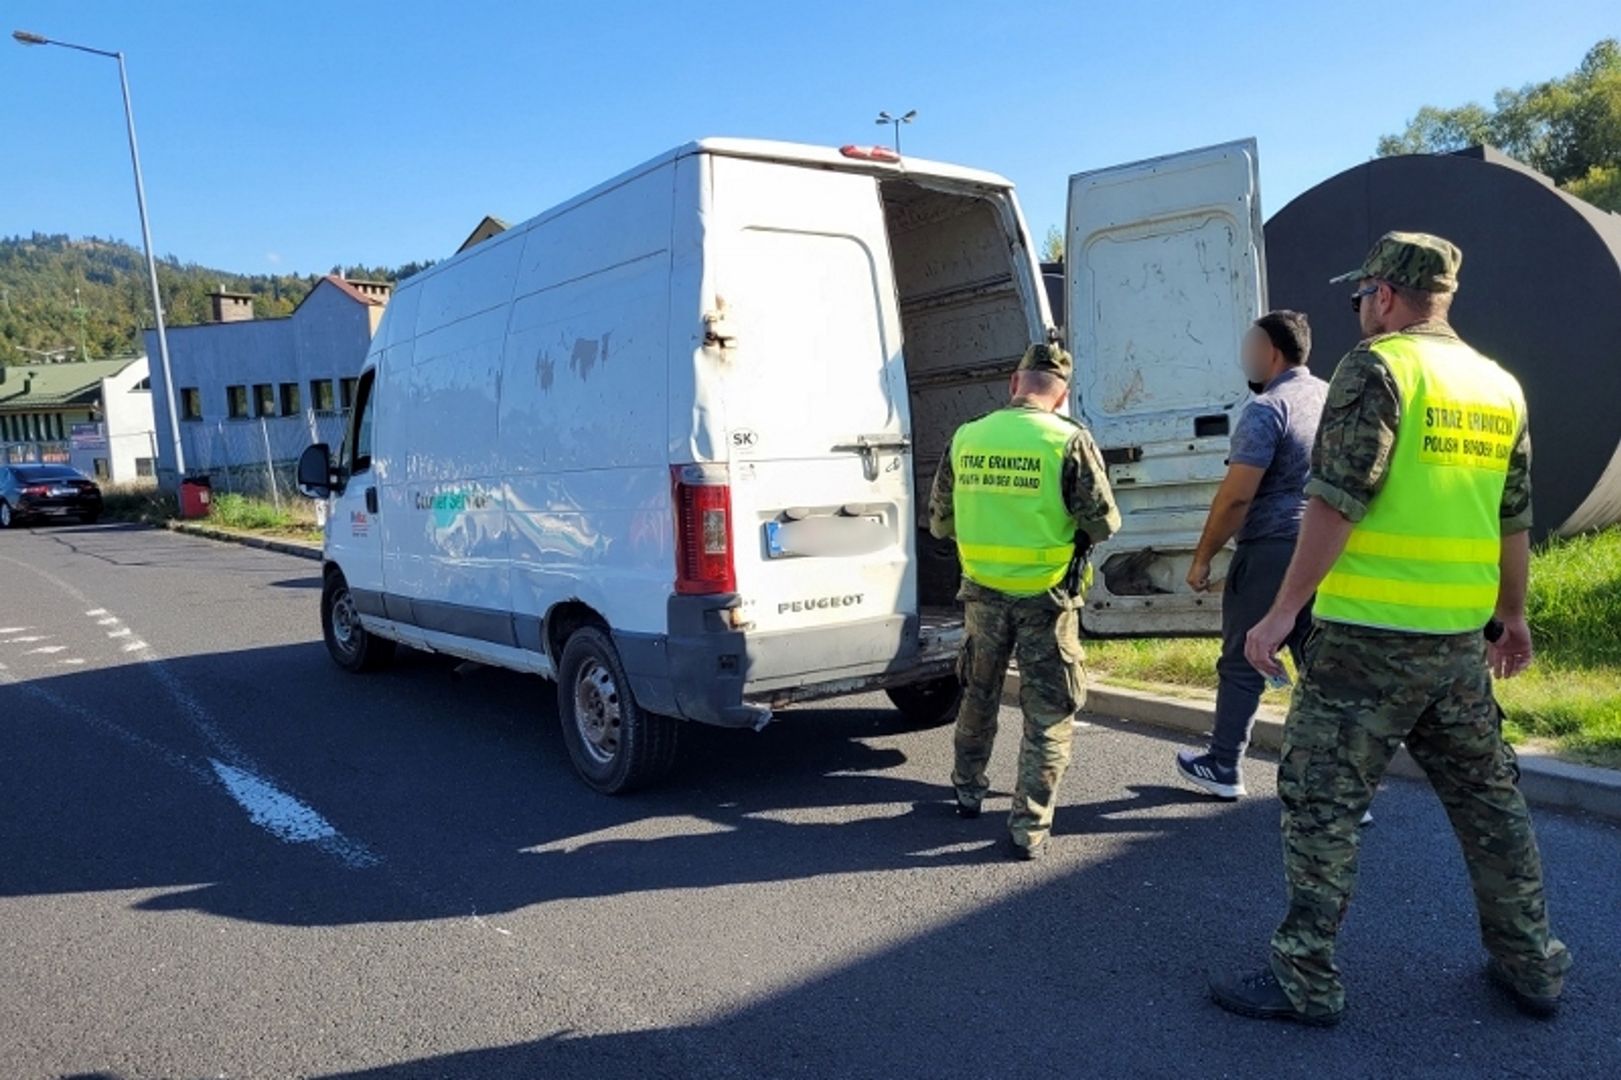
left=1176, top=311, right=1327, bottom=799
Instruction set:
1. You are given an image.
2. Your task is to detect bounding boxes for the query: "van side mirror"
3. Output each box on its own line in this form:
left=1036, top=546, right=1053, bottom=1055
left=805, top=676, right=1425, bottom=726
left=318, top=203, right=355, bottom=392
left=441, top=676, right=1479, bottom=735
left=297, top=443, right=338, bottom=498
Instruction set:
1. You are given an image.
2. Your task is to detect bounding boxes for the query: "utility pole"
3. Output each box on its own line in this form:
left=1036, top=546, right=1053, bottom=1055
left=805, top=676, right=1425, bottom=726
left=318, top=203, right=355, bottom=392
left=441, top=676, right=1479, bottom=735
left=15, top=29, right=187, bottom=482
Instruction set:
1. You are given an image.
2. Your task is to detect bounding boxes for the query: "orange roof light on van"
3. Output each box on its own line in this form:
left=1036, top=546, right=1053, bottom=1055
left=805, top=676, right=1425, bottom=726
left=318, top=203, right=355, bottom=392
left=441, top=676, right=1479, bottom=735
left=839, top=145, right=901, bottom=163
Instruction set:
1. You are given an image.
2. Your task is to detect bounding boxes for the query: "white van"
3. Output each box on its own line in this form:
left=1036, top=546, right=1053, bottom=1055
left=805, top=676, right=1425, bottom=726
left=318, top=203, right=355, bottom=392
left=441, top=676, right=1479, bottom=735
left=297, top=137, right=1265, bottom=792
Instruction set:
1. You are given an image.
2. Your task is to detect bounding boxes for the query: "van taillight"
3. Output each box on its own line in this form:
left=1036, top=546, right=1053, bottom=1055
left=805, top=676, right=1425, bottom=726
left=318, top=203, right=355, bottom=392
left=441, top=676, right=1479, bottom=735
left=672, top=464, right=736, bottom=595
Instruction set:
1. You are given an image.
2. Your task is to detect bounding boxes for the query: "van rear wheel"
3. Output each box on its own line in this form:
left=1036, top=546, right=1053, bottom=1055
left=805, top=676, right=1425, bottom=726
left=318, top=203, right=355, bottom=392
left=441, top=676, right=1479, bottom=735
left=557, top=626, right=679, bottom=794
left=885, top=676, right=963, bottom=728
left=321, top=573, right=395, bottom=673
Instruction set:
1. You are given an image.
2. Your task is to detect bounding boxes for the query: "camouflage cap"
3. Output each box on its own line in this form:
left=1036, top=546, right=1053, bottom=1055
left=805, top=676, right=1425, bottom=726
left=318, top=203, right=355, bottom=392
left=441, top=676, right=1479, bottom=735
left=1329, top=231, right=1462, bottom=293
left=1017, top=342, right=1072, bottom=380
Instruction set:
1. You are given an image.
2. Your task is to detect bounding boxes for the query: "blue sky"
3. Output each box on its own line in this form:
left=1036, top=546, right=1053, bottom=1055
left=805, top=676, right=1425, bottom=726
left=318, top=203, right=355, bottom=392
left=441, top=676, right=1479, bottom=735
left=3, top=1, right=1614, bottom=275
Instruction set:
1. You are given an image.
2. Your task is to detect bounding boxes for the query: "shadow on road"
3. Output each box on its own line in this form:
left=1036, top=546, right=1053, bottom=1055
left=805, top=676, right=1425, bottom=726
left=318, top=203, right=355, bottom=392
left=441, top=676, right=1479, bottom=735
left=6, top=637, right=1619, bottom=1078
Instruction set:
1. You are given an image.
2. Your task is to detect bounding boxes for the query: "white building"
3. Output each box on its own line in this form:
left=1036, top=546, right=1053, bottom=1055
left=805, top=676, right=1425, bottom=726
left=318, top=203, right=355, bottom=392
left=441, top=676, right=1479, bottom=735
left=144, top=276, right=389, bottom=489
left=0, top=356, right=158, bottom=483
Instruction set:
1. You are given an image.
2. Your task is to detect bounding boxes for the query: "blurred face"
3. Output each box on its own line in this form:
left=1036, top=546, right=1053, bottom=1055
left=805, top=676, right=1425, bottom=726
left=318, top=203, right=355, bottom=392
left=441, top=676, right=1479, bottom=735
left=1240, top=327, right=1278, bottom=389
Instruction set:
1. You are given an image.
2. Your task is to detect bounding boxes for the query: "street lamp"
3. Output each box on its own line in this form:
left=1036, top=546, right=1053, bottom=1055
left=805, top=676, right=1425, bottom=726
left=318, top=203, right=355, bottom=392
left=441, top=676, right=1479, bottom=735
left=14, top=29, right=186, bottom=479
left=875, top=109, right=917, bottom=155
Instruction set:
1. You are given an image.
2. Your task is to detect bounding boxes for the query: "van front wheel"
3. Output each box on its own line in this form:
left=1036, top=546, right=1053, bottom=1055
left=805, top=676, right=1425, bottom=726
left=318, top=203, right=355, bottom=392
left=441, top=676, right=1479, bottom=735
left=557, top=627, right=680, bottom=794
left=321, top=574, right=395, bottom=674
left=885, top=676, right=963, bottom=729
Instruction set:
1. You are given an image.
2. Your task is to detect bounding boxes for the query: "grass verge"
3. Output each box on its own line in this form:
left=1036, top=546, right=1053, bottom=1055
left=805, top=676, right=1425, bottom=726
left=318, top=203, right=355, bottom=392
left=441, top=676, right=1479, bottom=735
left=206, top=493, right=321, bottom=541
left=1087, top=528, right=1621, bottom=769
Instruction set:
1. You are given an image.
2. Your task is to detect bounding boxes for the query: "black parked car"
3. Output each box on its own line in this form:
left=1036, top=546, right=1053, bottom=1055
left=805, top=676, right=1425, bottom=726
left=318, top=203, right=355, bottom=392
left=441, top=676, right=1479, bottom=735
left=0, top=464, right=103, bottom=528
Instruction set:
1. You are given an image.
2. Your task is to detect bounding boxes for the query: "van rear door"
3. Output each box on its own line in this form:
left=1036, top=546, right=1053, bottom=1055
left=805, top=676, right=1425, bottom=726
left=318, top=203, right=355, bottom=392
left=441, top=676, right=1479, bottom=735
left=1065, top=139, right=1266, bottom=635
left=706, top=156, right=916, bottom=679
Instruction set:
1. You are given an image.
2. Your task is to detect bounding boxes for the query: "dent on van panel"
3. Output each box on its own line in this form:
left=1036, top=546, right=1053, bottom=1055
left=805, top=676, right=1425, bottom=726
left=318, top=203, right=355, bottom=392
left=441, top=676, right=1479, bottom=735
left=497, top=257, right=671, bottom=478
left=505, top=468, right=673, bottom=638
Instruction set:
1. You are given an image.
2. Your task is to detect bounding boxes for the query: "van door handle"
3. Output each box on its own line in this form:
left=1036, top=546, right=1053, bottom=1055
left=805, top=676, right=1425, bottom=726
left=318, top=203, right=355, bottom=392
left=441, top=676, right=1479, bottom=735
left=365, top=486, right=378, bottom=514
left=831, top=434, right=911, bottom=453
left=832, top=435, right=911, bottom=480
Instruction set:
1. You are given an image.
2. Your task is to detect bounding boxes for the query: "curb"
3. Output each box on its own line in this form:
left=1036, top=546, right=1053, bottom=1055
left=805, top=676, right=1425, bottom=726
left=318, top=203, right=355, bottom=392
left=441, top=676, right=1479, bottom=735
left=1005, top=673, right=1621, bottom=824
left=166, top=521, right=322, bottom=562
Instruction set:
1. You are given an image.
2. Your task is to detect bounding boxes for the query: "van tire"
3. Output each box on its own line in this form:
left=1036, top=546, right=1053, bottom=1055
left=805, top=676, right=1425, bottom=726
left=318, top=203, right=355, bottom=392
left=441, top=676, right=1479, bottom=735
left=321, top=573, right=395, bottom=674
left=885, top=676, right=963, bottom=728
left=557, top=627, right=679, bottom=794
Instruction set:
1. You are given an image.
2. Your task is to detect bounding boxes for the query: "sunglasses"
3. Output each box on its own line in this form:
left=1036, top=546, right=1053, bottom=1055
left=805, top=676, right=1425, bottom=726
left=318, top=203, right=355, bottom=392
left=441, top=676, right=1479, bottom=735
left=1350, top=284, right=1380, bottom=313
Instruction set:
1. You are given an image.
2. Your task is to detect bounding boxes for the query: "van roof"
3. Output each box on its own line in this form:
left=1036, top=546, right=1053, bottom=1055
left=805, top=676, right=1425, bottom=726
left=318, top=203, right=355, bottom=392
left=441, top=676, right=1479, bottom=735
left=396, top=138, right=1017, bottom=291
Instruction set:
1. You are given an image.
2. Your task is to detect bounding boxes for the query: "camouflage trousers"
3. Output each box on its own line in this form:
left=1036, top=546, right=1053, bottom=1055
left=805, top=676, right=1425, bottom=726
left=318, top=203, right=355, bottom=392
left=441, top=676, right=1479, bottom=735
left=951, top=595, right=1086, bottom=848
left=1270, top=621, right=1572, bottom=1018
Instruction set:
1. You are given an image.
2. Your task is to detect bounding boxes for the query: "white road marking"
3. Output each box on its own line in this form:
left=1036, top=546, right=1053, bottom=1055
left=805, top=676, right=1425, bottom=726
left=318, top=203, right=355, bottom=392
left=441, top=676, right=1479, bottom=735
left=208, top=760, right=378, bottom=868
left=96, top=617, right=121, bottom=626
left=2, top=636, right=47, bottom=644
left=57, top=658, right=86, bottom=666
left=3, top=552, right=382, bottom=873
left=107, top=627, right=132, bottom=638
left=23, top=646, right=66, bottom=655
left=0, top=626, right=29, bottom=633
left=470, top=911, right=514, bottom=937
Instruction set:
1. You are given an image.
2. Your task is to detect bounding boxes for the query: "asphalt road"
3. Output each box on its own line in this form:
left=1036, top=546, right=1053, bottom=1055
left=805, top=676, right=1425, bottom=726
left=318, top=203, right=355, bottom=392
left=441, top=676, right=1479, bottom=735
left=1, top=524, right=1618, bottom=1080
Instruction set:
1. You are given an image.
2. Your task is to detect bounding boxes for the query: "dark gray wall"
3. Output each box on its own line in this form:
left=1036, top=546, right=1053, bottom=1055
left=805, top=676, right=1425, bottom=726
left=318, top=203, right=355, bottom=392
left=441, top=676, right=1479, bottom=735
left=1264, top=150, right=1621, bottom=540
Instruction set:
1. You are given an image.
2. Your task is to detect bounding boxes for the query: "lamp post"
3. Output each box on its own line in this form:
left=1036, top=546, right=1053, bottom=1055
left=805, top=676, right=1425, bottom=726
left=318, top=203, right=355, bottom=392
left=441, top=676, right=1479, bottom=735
left=14, top=29, right=186, bottom=479
left=875, top=109, right=917, bottom=155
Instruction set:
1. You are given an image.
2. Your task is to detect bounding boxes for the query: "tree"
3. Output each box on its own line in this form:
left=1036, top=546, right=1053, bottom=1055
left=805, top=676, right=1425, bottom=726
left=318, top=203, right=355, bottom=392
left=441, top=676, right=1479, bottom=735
left=1040, top=224, right=1064, bottom=263
left=1377, top=39, right=1621, bottom=211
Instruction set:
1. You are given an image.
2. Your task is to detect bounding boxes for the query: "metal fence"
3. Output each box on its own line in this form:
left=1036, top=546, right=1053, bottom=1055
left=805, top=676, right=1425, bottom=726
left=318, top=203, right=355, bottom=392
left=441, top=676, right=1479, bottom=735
left=179, top=411, right=350, bottom=511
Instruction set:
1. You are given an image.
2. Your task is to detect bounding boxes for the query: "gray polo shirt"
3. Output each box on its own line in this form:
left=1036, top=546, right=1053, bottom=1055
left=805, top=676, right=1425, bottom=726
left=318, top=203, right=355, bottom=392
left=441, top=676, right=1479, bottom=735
left=1229, top=366, right=1328, bottom=543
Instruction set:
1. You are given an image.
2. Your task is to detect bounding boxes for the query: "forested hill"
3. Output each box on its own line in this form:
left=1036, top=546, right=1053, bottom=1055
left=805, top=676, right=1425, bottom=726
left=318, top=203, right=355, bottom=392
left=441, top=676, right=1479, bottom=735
left=0, top=233, right=433, bottom=363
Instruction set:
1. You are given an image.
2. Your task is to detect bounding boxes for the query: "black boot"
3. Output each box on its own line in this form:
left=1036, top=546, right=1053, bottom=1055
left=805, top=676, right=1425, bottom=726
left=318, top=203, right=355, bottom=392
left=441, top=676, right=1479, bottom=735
left=1487, top=959, right=1560, bottom=1019
left=1209, top=968, right=1342, bottom=1027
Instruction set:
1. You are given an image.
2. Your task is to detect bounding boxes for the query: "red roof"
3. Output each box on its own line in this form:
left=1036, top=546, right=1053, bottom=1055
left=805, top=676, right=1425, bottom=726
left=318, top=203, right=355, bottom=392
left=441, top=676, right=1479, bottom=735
left=319, top=274, right=387, bottom=307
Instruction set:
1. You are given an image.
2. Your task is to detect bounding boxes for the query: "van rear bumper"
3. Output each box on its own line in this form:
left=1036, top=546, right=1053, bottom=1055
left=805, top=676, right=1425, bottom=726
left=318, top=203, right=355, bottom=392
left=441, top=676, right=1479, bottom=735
left=613, top=597, right=958, bottom=728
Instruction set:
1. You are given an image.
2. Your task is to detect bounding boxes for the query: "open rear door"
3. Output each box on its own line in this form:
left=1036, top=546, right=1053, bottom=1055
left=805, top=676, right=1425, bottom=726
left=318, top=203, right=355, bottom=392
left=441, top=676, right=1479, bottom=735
left=1066, top=139, right=1265, bottom=635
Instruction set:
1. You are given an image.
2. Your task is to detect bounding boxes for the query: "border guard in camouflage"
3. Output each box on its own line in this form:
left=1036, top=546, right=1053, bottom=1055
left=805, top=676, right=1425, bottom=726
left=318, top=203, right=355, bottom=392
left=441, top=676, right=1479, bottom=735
left=927, top=343, right=1120, bottom=859
left=1209, top=232, right=1572, bottom=1025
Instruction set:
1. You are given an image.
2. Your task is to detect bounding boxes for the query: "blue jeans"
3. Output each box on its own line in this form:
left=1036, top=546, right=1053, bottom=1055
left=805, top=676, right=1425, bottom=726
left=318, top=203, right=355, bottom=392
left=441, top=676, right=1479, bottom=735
left=1210, top=539, right=1313, bottom=767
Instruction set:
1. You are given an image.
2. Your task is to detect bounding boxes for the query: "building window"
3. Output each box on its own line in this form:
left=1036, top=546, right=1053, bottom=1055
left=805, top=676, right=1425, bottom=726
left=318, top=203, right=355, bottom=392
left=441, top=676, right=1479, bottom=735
left=93, top=458, right=110, bottom=480
left=339, top=377, right=359, bottom=411
left=254, top=383, right=276, bottom=418
left=279, top=382, right=302, bottom=417
left=227, top=385, right=250, bottom=420
left=311, top=379, right=336, bottom=413
left=181, top=387, right=203, bottom=421
left=133, top=377, right=151, bottom=391
left=136, top=457, right=155, bottom=478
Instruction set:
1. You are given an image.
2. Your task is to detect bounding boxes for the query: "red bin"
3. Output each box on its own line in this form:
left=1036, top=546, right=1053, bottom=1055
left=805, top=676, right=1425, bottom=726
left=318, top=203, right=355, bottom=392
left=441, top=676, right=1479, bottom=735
left=179, top=476, right=212, bottom=520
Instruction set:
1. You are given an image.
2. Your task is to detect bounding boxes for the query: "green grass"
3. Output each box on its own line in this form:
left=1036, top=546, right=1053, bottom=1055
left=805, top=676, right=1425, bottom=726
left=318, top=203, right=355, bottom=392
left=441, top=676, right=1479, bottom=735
left=1086, top=527, right=1621, bottom=768
left=207, top=492, right=318, bottom=537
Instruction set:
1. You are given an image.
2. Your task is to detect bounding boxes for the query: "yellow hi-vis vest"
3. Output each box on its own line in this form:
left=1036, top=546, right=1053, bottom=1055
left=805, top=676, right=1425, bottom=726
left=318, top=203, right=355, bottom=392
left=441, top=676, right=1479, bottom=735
left=950, top=407, right=1079, bottom=596
left=1315, top=333, right=1526, bottom=634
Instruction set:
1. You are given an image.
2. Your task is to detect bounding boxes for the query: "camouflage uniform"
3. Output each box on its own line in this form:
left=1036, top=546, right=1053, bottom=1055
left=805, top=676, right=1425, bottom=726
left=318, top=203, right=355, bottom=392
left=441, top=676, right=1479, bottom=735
left=927, top=344, right=1121, bottom=849
left=1269, top=235, right=1570, bottom=1019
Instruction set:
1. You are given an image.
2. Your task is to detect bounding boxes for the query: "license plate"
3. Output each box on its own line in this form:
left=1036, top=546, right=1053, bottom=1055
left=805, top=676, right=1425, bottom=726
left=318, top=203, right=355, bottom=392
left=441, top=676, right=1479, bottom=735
left=49, top=487, right=74, bottom=497
left=765, top=515, right=885, bottom=559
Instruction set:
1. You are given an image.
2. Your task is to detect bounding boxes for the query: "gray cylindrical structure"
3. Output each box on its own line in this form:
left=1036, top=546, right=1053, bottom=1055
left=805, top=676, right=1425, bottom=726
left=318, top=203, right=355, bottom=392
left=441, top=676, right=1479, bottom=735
left=1265, top=147, right=1621, bottom=540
